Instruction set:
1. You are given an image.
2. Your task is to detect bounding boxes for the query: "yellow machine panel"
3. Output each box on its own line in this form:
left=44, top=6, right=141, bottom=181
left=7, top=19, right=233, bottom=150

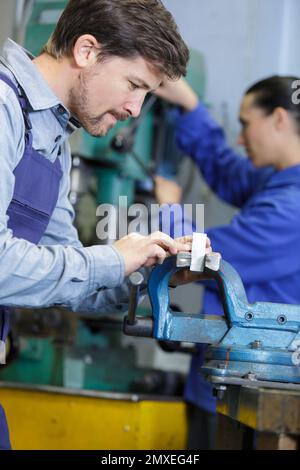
left=0, top=384, right=187, bottom=450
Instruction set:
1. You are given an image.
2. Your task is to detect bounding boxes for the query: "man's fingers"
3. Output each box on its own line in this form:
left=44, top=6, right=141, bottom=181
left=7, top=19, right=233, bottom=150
left=175, top=235, right=193, bottom=244
left=175, top=240, right=192, bottom=252
left=144, top=244, right=167, bottom=267
left=153, top=245, right=167, bottom=264
left=143, top=257, right=156, bottom=267
left=127, top=232, right=145, bottom=240
left=150, top=237, right=191, bottom=254
left=175, top=235, right=211, bottom=250
left=115, top=230, right=214, bottom=276
left=149, top=231, right=174, bottom=243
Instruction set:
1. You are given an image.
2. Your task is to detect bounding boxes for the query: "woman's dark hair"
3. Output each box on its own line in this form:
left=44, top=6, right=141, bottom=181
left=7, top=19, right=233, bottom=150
left=43, top=0, right=189, bottom=80
left=245, top=75, right=300, bottom=134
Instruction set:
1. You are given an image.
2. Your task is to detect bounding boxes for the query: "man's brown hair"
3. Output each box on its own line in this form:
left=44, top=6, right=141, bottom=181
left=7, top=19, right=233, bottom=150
left=43, top=0, right=189, bottom=79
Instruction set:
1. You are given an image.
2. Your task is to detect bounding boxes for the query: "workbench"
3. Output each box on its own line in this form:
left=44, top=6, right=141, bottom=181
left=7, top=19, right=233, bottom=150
left=216, top=383, right=300, bottom=450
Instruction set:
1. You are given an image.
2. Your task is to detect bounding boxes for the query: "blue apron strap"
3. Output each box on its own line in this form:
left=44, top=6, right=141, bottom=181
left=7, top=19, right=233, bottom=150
left=0, top=307, right=10, bottom=364
left=0, top=72, right=32, bottom=133
left=0, top=405, right=11, bottom=450
left=0, top=310, right=10, bottom=449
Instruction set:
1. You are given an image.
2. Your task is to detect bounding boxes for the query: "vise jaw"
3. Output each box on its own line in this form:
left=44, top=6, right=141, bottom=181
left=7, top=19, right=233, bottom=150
left=123, top=253, right=300, bottom=388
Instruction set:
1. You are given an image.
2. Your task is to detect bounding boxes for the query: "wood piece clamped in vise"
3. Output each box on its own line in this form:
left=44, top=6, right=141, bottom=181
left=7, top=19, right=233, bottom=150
left=176, top=232, right=221, bottom=272
left=176, top=251, right=221, bottom=272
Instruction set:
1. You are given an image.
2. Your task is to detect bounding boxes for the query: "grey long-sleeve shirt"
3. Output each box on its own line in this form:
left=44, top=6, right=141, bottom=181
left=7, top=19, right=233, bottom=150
left=0, top=38, right=132, bottom=314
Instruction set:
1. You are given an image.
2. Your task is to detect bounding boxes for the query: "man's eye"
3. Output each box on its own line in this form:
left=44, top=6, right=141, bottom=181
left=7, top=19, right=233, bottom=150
left=129, top=81, right=139, bottom=91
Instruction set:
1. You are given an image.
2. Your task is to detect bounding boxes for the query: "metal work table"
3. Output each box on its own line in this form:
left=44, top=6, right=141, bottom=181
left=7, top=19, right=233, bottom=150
left=216, top=382, right=300, bottom=450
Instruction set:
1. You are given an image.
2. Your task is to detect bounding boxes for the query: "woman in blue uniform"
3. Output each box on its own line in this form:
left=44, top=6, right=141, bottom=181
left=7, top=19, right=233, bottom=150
left=155, top=75, right=300, bottom=448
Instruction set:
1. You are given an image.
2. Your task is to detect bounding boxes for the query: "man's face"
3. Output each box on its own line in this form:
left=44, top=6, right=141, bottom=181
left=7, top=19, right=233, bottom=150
left=69, top=55, right=163, bottom=137
left=237, top=93, right=277, bottom=168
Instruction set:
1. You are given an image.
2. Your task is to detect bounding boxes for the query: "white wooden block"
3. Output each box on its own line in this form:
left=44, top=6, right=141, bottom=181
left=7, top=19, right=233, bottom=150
left=190, top=232, right=207, bottom=272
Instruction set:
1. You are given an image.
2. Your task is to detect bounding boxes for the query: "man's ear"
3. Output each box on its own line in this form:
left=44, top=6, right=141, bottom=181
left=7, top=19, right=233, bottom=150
left=73, top=34, right=100, bottom=68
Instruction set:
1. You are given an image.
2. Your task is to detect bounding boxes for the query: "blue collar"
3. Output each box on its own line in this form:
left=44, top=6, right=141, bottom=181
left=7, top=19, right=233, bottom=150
left=266, top=164, right=300, bottom=188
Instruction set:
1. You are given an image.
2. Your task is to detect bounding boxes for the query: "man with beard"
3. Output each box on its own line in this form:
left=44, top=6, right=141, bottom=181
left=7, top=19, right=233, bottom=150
left=0, top=0, right=193, bottom=449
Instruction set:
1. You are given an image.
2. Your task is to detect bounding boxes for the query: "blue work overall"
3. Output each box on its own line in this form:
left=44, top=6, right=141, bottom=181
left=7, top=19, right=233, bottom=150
left=0, top=73, right=62, bottom=449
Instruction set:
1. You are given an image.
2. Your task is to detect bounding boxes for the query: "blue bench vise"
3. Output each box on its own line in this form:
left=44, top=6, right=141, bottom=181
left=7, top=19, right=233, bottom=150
left=123, top=253, right=300, bottom=390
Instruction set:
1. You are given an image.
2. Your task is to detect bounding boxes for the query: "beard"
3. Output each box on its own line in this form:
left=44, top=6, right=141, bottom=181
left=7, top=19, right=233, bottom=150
left=68, top=71, right=129, bottom=137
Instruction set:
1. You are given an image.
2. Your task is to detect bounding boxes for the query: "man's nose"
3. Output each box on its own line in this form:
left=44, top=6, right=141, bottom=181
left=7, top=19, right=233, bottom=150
left=125, top=97, right=145, bottom=119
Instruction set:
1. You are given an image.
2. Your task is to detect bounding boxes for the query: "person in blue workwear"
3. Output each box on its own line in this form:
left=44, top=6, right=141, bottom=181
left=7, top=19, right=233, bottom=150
left=155, top=74, right=300, bottom=449
left=0, top=0, right=196, bottom=449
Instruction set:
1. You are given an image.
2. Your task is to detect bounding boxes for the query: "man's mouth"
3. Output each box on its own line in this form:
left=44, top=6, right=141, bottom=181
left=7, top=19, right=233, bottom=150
left=110, top=112, right=129, bottom=122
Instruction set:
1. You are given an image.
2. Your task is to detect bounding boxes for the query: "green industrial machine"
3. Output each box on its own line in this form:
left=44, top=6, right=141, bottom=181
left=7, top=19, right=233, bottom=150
left=0, top=0, right=206, bottom=397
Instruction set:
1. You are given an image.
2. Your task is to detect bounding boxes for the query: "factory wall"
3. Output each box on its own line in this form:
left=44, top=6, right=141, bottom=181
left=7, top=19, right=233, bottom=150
left=279, top=0, right=300, bottom=75
left=163, top=0, right=296, bottom=145
left=0, top=0, right=16, bottom=47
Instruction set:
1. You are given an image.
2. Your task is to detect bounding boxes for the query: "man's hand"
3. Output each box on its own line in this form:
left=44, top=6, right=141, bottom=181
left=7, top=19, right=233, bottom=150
left=113, top=231, right=192, bottom=276
left=154, top=77, right=199, bottom=112
left=154, top=175, right=182, bottom=205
